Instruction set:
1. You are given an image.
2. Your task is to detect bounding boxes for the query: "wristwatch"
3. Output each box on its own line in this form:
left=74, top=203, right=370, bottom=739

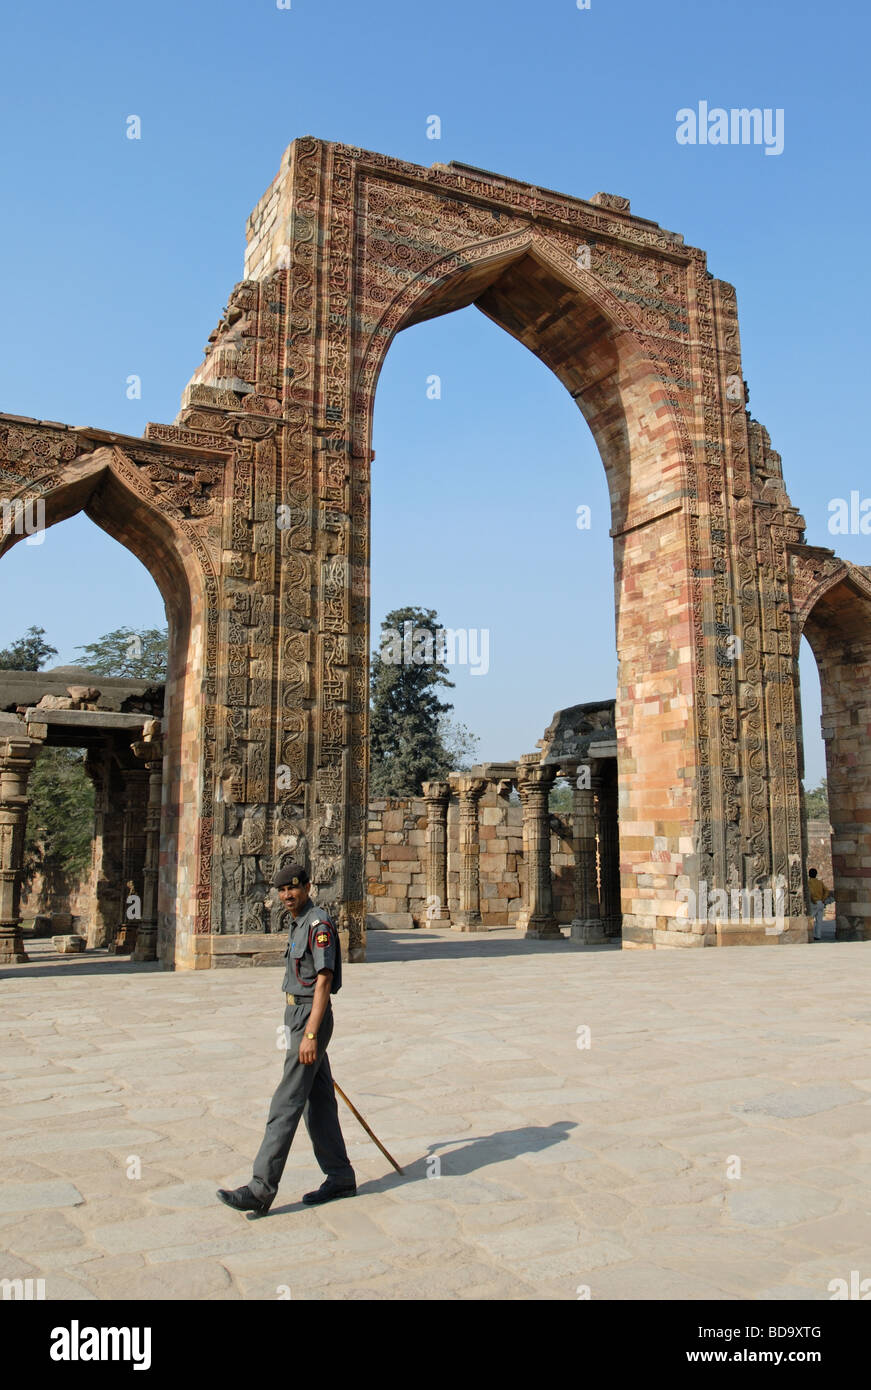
left=305, top=1031, right=316, bottom=1040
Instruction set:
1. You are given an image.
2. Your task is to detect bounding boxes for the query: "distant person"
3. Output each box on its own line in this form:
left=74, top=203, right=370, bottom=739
left=808, top=868, right=829, bottom=941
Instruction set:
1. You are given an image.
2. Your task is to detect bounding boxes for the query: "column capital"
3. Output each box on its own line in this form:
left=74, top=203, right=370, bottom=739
left=451, top=775, right=487, bottom=801
left=0, top=733, right=42, bottom=769
left=516, top=758, right=557, bottom=793
left=422, top=780, right=452, bottom=803
left=131, top=718, right=165, bottom=768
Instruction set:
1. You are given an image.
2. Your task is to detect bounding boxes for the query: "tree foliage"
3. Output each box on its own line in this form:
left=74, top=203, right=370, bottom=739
left=74, top=626, right=168, bottom=681
left=437, top=713, right=480, bottom=774
left=369, top=606, right=462, bottom=797
left=23, top=747, right=94, bottom=895
left=0, top=625, right=57, bottom=671
left=805, top=779, right=829, bottom=819
left=549, top=779, right=574, bottom=813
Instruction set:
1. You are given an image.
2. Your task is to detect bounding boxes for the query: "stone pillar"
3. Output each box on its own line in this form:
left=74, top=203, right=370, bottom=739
left=0, top=734, right=41, bottom=965
left=422, top=780, right=451, bottom=923
left=598, top=773, right=621, bottom=937
left=517, top=756, right=560, bottom=939
left=570, top=771, right=605, bottom=943
left=113, top=767, right=150, bottom=953
left=131, top=721, right=164, bottom=962
left=84, top=742, right=125, bottom=950
left=452, top=776, right=487, bottom=931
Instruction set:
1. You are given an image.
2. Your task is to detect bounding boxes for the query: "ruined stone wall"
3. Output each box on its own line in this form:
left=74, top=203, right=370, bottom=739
left=806, top=820, right=833, bottom=889
left=366, top=792, right=575, bottom=927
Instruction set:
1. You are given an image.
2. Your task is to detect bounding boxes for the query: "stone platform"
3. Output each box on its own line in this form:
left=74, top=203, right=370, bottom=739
left=1, top=930, right=869, bottom=1300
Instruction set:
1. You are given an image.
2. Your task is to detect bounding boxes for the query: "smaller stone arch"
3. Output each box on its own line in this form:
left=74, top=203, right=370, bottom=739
left=0, top=433, right=220, bottom=967
left=789, top=544, right=871, bottom=940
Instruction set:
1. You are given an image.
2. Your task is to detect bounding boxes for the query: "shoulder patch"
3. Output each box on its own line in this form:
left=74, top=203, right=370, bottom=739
left=315, top=929, right=330, bottom=947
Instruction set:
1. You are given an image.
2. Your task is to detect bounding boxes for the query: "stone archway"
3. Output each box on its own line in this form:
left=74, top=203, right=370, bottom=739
left=789, top=547, right=871, bottom=940
left=0, top=435, right=220, bottom=967
left=206, top=137, right=816, bottom=952
left=5, top=136, right=847, bottom=963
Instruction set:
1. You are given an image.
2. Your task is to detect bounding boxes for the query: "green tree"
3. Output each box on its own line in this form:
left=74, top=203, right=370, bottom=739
left=0, top=625, right=57, bottom=671
left=805, top=778, right=829, bottom=819
left=549, top=779, right=574, bottom=813
left=74, top=626, right=168, bottom=680
left=23, top=747, right=95, bottom=898
left=370, top=606, right=458, bottom=796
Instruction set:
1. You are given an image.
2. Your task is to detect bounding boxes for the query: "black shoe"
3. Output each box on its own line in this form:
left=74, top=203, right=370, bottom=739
left=216, top=1184, right=272, bottom=1216
left=302, top=1176, right=357, bottom=1206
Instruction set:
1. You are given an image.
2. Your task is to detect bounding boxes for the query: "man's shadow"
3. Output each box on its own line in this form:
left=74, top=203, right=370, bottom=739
left=266, top=1121, right=576, bottom=1215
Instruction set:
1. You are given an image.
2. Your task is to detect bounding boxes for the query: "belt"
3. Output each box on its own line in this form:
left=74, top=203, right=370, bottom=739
left=285, top=992, right=313, bottom=1006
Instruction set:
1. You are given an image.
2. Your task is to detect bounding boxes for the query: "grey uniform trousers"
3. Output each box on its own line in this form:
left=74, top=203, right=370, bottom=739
left=249, top=1000, right=354, bottom=1203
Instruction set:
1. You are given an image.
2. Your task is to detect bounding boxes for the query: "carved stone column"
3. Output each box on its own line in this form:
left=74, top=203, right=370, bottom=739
left=452, top=776, right=487, bottom=931
left=0, top=733, right=41, bottom=965
left=422, top=780, right=451, bottom=923
left=598, top=772, right=621, bottom=937
left=517, top=756, right=560, bottom=939
left=570, top=771, right=605, bottom=943
left=84, top=742, right=125, bottom=950
left=130, top=721, right=164, bottom=962
left=113, top=767, right=150, bottom=954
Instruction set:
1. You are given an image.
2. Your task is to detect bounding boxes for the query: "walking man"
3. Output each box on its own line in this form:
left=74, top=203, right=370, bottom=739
left=808, top=867, right=829, bottom=941
left=217, top=864, right=356, bottom=1216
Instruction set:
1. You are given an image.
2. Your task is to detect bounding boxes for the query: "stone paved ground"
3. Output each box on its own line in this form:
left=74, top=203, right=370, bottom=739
left=2, top=929, right=871, bottom=1301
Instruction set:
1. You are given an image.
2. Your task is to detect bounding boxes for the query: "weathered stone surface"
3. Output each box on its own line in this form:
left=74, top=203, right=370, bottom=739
left=52, top=934, right=86, bottom=953
left=0, top=1181, right=84, bottom=1214
left=736, top=1084, right=863, bottom=1119
left=1, top=929, right=870, bottom=1299
left=366, top=912, right=415, bottom=931
left=3, top=139, right=862, bottom=967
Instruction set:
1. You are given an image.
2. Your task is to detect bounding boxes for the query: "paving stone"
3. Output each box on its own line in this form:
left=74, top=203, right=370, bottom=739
left=0, top=1181, right=84, bottom=1213
left=145, top=1182, right=227, bottom=1209
left=727, top=1184, right=842, bottom=1229
left=3, top=1128, right=162, bottom=1156
left=38, top=1274, right=100, bottom=1302
left=2, top=933, right=871, bottom=1300
left=87, top=1258, right=240, bottom=1301
left=736, top=1083, right=864, bottom=1119
left=1, top=1209, right=87, bottom=1254
left=582, top=1261, right=733, bottom=1300
left=234, top=1254, right=391, bottom=1297
left=88, top=1211, right=238, bottom=1254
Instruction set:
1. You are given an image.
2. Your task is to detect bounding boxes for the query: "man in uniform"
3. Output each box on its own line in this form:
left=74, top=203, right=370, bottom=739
left=216, top=864, right=356, bottom=1215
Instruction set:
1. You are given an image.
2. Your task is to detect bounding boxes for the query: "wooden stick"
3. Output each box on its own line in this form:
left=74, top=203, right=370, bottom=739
left=333, top=1081, right=404, bottom=1175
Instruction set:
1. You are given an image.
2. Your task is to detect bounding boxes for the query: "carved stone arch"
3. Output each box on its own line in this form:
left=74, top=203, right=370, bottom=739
left=0, top=434, right=221, bottom=967
left=789, top=548, right=871, bottom=650
left=347, top=181, right=705, bottom=949
left=787, top=545, right=871, bottom=940
left=352, top=225, right=694, bottom=535
left=3, top=136, right=829, bottom=960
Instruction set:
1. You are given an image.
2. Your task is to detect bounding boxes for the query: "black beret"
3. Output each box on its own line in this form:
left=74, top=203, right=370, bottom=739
left=272, top=863, right=310, bottom=888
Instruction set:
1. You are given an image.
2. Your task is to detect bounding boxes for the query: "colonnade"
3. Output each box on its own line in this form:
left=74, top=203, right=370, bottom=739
left=0, top=715, right=164, bottom=965
left=422, top=757, right=621, bottom=940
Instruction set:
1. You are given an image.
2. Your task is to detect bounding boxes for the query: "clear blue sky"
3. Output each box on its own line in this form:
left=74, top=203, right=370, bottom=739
left=2, top=0, right=868, bottom=787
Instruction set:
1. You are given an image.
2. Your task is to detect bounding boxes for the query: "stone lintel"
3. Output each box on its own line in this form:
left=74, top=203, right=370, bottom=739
left=475, top=762, right=518, bottom=781
left=24, top=710, right=156, bottom=731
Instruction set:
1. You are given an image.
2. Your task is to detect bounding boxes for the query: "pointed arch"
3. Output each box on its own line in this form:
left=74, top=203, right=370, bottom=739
left=0, top=440, right=219, bottom=966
